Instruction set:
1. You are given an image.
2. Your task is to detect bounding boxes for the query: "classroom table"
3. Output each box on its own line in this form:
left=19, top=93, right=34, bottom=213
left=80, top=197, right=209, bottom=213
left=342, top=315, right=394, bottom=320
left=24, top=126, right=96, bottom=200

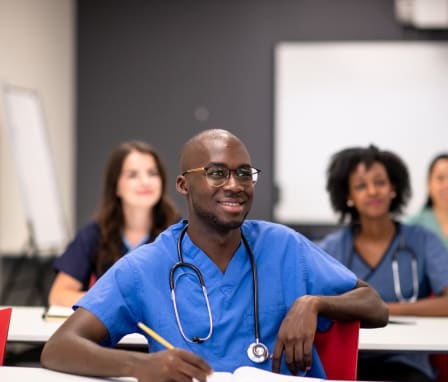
left=7, top=306, right=448, bottom=353
left=0, top=365, right=372, bottom=382
left=6, top=306, right=146, bottom=346
left=358, top=315, right=448, bottom=353
left=0, top=366, right=136, bottom=381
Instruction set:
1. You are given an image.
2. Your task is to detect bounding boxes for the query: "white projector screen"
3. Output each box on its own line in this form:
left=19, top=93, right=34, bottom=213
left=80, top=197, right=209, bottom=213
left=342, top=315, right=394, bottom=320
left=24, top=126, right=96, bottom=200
left=274, top=42, right=448, bottom=224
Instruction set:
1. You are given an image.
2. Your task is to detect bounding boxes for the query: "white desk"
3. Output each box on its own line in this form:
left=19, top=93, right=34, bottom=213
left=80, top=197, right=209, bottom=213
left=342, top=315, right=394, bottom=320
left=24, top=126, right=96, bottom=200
left=7, top=306, right=146, bottom=346
left=7, top=306, right=448, bottom=353
left=359, top=315, right=448, bottom=352
left=0, top=366, right=136, bottom=382
left=0, top=366, right=360, bottom=382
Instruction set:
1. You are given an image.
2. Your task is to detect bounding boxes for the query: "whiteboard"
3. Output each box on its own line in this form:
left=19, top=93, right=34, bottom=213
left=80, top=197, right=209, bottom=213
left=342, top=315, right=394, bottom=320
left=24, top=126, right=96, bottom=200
left=274, top=42, right=448, bottom=224
left=1, top=85, right=69, bottom=255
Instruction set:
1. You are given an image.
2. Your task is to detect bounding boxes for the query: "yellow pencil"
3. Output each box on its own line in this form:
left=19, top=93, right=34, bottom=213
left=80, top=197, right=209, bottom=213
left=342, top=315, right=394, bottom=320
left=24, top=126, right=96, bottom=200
left=137, top=321, right=174, bottom=349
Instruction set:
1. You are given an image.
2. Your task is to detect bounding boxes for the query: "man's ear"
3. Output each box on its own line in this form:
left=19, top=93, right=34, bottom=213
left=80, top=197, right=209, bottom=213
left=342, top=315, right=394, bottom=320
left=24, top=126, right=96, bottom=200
left=176, top=175, right=188, bottom=195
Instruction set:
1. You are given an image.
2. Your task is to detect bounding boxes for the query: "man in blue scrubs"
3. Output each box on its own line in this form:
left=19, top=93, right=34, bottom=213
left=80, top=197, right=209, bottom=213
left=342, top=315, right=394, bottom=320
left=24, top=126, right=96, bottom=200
left=41, top=129, right=388, bottom=382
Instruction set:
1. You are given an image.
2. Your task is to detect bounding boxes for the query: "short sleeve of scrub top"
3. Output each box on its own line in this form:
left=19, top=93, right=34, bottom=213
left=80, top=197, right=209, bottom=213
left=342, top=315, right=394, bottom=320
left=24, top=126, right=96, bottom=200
left=53, top=221, right=101, bottom=290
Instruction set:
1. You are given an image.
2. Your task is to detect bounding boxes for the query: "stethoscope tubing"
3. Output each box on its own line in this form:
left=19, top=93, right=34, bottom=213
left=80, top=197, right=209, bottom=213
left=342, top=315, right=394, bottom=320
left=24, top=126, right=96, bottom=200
left=347, top=224, right=419, bottom=303
left=170, top=223, right=268, bottom=362
left=170, top=226, right=213, bottom=343
left=391, top=231, right=419, bottom=303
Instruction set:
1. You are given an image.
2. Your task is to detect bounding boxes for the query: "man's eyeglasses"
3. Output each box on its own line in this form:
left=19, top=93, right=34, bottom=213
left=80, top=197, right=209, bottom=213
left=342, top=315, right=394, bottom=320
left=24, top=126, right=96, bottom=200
left=182, top=165, right=261, bottom=187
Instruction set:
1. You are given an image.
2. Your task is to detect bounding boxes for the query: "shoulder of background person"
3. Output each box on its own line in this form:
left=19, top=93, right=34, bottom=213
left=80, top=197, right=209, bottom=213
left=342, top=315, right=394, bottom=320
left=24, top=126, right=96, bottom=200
left=403, top=207, right=433, bottom=225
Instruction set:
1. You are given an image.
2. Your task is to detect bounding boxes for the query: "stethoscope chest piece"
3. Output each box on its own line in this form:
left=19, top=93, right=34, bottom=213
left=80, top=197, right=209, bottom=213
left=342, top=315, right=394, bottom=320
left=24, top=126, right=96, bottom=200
left=247, top=341, right=269, bottom=363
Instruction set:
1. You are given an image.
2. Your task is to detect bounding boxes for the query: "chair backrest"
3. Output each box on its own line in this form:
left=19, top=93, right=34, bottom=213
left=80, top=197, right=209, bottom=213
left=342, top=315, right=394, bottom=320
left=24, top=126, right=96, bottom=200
left=89, top=273, right=97, bottom=288
left=428, top=294, right=448, bottom=382
left=431, top=354, right=448, bottom=382
left=0, top=307, right=13, bottom=366
left=314, top=320, right=360, bottom=380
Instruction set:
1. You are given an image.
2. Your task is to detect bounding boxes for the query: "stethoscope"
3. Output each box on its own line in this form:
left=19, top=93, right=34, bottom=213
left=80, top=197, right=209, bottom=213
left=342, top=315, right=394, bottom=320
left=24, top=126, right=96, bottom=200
left=391, top=230, right=419, bottom=303
left=169, top=223, right=270, bottom=363
left=348, top=225, right=419, bottom=303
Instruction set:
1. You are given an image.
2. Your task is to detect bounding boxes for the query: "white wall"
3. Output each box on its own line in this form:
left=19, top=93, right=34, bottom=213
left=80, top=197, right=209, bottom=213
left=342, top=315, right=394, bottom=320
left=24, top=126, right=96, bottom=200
left=275, top=42, right=448, bottom=223
left=0, top=0, right=75, bottom=255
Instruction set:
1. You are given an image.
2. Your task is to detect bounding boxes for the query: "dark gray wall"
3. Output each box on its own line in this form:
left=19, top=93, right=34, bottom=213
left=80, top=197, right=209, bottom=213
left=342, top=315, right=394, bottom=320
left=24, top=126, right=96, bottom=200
left=76, top=0, right=448, bottom=228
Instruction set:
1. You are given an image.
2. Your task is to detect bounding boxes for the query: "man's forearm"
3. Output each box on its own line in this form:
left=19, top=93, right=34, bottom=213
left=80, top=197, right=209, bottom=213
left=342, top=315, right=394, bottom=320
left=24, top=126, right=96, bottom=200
left=315, top=282, right=389, bottom=328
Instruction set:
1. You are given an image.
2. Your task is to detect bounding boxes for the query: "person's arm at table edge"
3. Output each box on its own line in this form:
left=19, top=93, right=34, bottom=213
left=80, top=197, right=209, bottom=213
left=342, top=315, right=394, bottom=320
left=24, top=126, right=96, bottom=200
left=313, top=279, right=389, bottom=328
left=48, top=272, right=86, bottom=307
left=388, top=286, right=448, bottom=317
left=40, top=307, right=211, bottom=381
left=41, top=307, right=140, bottom=377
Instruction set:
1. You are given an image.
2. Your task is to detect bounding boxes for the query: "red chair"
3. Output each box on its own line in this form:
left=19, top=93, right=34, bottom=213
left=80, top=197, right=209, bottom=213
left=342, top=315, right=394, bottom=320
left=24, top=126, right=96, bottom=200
left=88, top=273, right=97, bottom=288
left=427, top=293, right=448, bottom=382
left=314, top=320, right=360, bottom=380
left=0, top=307, right=12, bottom=366
left=431, top=354, right=448, bottom=382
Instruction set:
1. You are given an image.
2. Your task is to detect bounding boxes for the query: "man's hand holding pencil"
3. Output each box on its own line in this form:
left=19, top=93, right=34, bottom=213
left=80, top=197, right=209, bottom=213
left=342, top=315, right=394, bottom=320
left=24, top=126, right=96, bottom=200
left=136, top=321, right=213, bottom=382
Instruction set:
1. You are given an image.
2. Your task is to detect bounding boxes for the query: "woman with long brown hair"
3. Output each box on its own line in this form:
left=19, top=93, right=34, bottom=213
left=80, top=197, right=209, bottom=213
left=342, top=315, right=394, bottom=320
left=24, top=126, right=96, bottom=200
left=48, top=141, right=179, bottom=307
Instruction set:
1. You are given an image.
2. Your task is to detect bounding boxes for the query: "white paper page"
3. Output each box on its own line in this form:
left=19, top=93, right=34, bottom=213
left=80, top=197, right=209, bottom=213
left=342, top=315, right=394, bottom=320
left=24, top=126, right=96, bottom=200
left=207, top=371, right=233, bottom=382
left=233, top=367, right=321, bottom=382
left=44, top=305, right=74, bottom=319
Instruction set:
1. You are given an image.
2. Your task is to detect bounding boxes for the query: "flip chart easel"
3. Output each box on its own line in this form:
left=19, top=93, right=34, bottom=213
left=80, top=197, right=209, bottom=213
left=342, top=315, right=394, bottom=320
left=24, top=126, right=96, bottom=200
left=1, top=84, right=69, bottom=304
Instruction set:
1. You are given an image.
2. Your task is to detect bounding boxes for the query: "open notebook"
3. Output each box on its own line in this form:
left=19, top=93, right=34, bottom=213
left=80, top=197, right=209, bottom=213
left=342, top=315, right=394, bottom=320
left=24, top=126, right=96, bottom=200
left=208, top=366, right=322, bottom=382
left=42, top=305, right=74, bottom=320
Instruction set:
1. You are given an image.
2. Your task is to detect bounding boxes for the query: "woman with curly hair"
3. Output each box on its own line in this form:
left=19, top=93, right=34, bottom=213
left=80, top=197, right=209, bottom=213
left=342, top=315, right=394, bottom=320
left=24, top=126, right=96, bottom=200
left=319, top=145, right=448, bottom=382
left=48, top=141, right=179, bottom=307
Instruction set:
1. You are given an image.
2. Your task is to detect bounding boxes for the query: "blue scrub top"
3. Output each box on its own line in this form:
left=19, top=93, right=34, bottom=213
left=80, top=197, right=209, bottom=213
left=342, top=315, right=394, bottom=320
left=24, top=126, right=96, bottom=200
left=319, top=223, right=448, bottom=302
left=76, top=220, right=357, bottom=377
left=319, top=222, right=448, bottom=379
left=406, top=207, right=448, bottom=250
